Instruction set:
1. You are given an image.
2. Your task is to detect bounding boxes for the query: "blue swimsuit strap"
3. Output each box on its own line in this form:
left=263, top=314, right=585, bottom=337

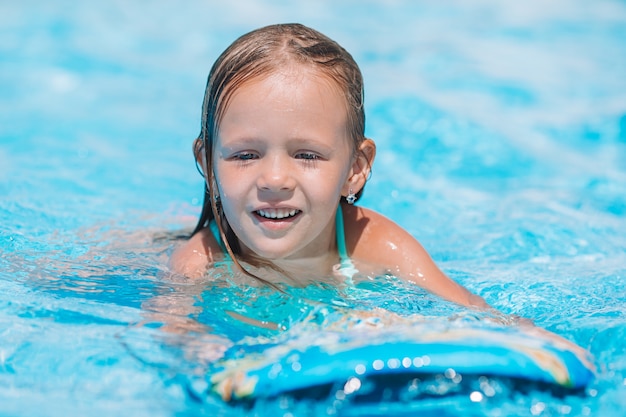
left=208, top=206, right=357, bottom=279
left=334, top=206, right=359, bottom=280
left=209, top=220, right=228, bottom=253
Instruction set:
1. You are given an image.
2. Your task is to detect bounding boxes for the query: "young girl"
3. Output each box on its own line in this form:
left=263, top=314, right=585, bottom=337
left=170, top=23, right=488, bottom=309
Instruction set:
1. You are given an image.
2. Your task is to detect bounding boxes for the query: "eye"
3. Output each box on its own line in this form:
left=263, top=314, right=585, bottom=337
left=295, top=151, right=320, bottom=161
left=232, top=151, right=258, bottom=161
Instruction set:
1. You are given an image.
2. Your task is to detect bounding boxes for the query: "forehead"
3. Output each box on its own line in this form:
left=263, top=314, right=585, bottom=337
left=217, top=67, right=350, bottom=137
left=219, top=65, right=347, bottom=117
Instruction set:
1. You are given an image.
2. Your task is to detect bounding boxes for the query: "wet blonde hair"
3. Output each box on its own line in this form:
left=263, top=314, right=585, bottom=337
left=192, top=23, right=367, bottom=280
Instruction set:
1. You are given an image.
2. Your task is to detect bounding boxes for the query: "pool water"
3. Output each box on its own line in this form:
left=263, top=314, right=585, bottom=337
left=1, top=1, right=625, bottom=416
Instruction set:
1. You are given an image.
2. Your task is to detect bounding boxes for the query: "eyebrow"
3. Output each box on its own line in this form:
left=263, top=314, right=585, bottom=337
left=219, top=135, right=339, bottom=150
left=216, top=136, right=264, bottom=148
left=289, top=137, right=336, bottom=154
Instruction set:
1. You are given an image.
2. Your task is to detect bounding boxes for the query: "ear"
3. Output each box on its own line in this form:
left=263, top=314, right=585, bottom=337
left=193, top=138, right=208, bottom=176
left=342, top=138, right=376, bottom=196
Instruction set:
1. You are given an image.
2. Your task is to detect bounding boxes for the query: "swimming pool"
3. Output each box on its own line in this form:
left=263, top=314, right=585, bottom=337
left=1, top=0, right=625, bottom=415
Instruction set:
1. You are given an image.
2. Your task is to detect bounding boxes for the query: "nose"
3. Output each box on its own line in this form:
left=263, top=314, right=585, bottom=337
left=257, top=154, right=296, bottom=192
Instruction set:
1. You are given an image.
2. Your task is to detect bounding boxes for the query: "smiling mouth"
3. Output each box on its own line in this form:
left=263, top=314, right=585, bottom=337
left=255, top=208, right=301, bottom=220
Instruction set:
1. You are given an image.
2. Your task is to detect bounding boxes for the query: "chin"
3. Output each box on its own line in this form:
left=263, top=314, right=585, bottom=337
left=245, top=245, right=293, bottom=261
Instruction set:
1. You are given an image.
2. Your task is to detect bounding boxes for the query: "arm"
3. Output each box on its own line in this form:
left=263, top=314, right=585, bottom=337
left=343, top=205, right=489, bottom=309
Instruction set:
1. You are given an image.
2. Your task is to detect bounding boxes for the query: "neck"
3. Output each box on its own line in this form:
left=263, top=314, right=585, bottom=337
left=239, top=251, right=341, bottom=286
left=276, top=252, right=339, bottom=279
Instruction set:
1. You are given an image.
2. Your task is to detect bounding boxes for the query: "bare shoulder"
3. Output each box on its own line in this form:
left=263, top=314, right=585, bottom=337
left=342, top=204, right=489, bottom=309
left=169, top=227, right=222, bottom=279
left=342, top=204, right=429, bottom=267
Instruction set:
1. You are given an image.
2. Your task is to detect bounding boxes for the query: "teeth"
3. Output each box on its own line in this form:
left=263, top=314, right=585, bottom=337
left=257, top=208, right=298, bottom=219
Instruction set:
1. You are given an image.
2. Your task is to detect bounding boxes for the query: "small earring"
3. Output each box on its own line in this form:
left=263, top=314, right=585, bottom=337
left=213, top=193, right=223, bottom=215
left=346, top=189, right=357, bottom=205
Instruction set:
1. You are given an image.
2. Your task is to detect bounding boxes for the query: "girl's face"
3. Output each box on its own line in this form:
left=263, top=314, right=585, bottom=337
left=213, top=68, right=355, bottom=264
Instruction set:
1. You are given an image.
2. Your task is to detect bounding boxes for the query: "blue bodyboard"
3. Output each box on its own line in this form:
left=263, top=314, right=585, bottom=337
left=208, top=318, right=594, bottom=401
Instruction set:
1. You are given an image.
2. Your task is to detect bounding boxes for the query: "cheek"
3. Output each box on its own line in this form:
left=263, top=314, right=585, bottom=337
left=305, top=167, right=349, bottom=201
left=214, top=163, right=243, bottom=194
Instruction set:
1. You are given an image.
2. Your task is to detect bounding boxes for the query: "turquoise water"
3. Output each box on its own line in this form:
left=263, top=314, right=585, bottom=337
left=1, top=1, right=625, bottom=416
